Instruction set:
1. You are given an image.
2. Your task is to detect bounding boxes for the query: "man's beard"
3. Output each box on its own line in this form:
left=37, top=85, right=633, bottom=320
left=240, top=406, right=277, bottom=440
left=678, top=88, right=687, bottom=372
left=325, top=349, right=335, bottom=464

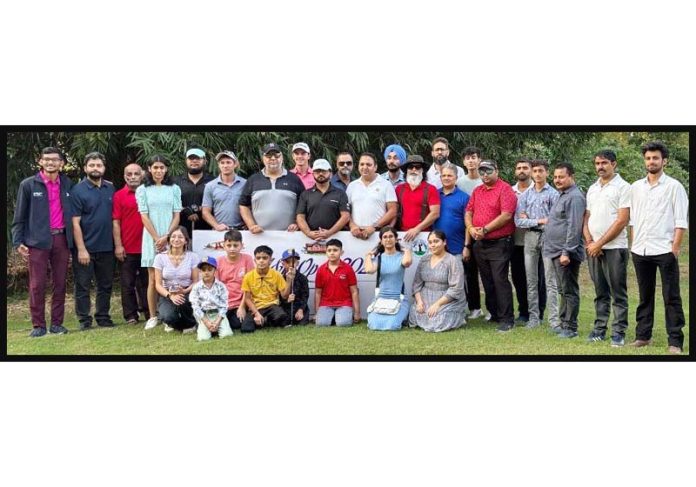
left=87, top=172, right=103, bottom=182
left=407, top=173, right=423, bottom=187
left=516, top=174, right=530, bottom=182
left=188, top=167, right=204, bottom=175
left=435, top=155, right=447, bottom=165
left=388, top=164, right=401, bottom=173
left=339, top=167, right=352, bottom=177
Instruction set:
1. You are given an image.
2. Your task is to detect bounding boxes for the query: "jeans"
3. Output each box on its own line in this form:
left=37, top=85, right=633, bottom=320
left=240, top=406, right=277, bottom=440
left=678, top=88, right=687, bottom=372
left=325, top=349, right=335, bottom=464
left=552, top=256, right=581, bottom=332
left=473, top=237, right=514, bottom=325
left=632, top=252, right=685, bottom=348
left=524, top=231, right=558, bottom=327
left=158, top=294, right=196, bottom=330
left=316, top=306, right=354, bottom=327
left=73, top=250, right=114, bottom=326
left=119, top=253, right=149, bottom=321
left=587, top=248, right=629, bottom=338
left=28, top=234, right=70, bottom=328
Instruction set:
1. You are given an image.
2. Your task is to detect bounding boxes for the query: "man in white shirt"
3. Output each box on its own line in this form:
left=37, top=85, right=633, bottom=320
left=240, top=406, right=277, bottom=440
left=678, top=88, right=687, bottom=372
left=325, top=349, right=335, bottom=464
left=427, top=136, right=465, bottom=190
left=347, top=152, right=398, bottom=240
left=582, top=150, right=630, bottom=347
left=628, top=141, right=688, bottom=354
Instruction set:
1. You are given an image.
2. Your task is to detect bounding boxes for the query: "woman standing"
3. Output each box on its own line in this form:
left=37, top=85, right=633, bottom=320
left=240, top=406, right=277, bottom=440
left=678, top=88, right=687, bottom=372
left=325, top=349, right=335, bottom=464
left=136, top=155, right=182, bottom=330
left=364, top=226, right=412, bottom=331
left=409, top=230, right=467, bottom=332
left=153, top=226, right=200, bottom=332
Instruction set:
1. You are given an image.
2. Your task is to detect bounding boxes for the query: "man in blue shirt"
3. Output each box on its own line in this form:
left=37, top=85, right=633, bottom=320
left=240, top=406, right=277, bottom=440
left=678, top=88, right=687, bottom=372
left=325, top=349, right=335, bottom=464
left=330, top=151, right=355, bottom=191
left=433, top=162, right=470, bottom=257
left=71, top=152, right=116, bottom=330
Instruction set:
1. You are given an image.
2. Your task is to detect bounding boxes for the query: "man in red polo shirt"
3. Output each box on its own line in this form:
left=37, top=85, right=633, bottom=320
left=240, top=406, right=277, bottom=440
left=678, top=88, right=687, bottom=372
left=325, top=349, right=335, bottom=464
left=113, top=163, right=150, bottom=325
left=314, top=239, right=360, bottom=326
left=465, top=160, right=518, bottom=332
left=394, top=155, right=441, bottom=242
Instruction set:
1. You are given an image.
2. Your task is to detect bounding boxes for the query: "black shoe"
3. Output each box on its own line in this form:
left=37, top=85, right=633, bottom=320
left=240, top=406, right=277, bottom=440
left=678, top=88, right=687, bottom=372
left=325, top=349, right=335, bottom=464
left=586, top=330, right=606, bottom=343
left=97, top=321, right=115, bottom=328
left=30, top=327, right=47, bottom=338
left=49, top=325, right=69, bottom=335
left=496, top=322, right=514, bottom=333
left=79, top=322, right=93, bottom=331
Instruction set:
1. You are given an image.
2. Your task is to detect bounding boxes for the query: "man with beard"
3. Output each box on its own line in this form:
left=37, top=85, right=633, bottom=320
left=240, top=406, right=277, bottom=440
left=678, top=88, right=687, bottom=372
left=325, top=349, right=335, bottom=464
left=239, top=143, right=305, bottom=233
left=510, top=158, right=533, bottom=323
left=296, top=159, right=351, bottom=240
left=112, top=163, right=149, bottom=325
left=380, top=144, right=407, bottom=187
left=428, top=137, right=465, bottom=190
left=12, top=147, right=74, bottom=337
left=465, top=160, right=517, bottom=332
left=202, top=150, right=247, bottom=231
left=330, top=151, right=355, bottom=191
left=543, top=162, right=586, bottom=339
left=628, top=141, right=688, bottom=354
left=394, top=155, right=441, bottom=242
left=175, top=147, right=214, bottom=237
left=290, top=142, right=315, bottom=190
left=71, top=152, right=116, bottom=330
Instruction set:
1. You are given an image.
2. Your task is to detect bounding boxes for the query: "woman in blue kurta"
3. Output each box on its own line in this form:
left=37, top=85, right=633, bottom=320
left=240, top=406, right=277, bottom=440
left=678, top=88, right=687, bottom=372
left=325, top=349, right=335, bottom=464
left=364, top=227, right=412, bottom=330
left=136, top=155, right=182, bottom=330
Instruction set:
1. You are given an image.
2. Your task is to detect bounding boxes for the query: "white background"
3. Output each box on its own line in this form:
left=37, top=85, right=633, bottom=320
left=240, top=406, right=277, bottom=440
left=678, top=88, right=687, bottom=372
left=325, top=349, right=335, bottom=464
left=2, top=1, right=694, bottom=486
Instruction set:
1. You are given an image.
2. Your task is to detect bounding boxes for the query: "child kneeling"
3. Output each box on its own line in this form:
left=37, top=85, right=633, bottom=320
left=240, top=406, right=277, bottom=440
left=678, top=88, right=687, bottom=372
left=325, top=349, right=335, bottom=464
left=190, top=257, right=233, bottom=341
left=315, top=239, right=360, bottom=326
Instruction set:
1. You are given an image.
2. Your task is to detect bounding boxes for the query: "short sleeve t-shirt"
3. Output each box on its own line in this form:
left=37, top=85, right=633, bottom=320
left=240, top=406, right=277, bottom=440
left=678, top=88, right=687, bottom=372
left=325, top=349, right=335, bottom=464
left=153, top=251, right=200, bottom=290
left=216, top=253, right=255, bottom=309
left=241, top=268, right=287, bottom=309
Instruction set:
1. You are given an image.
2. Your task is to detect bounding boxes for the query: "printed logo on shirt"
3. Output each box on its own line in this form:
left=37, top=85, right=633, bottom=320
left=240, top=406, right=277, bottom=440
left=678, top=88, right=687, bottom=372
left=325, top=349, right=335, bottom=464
left=33, top=192, right=44, bottom=197
left=339, top=274, right=347, bottom=280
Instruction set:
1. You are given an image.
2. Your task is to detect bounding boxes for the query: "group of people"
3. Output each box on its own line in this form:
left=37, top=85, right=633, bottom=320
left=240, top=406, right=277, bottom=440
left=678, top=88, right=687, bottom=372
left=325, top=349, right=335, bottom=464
left=11, top=138, right=688, bottom=353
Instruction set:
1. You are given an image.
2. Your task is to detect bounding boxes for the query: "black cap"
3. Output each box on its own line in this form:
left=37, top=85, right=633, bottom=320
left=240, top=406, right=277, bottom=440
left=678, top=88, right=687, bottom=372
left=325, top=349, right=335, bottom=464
left=262, top=143, right=282, bottom=155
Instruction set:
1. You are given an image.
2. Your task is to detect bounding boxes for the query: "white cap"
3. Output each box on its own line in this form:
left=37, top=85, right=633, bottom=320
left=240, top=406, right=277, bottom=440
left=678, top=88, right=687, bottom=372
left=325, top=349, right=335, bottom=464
left=292, top=142, right=310, bottom=153
left=312, top=159, right=331, bottom=171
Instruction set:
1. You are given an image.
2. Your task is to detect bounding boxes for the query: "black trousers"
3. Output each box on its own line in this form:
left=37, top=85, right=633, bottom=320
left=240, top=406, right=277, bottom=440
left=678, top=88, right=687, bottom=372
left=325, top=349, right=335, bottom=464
left=632, top=252, right=685, bottom=348
left=474, top=237, right=514, bottom=325
left=226, top=307, right=245, bottom=331
left=158, top=294, right=196, bottom=330
left=510, top=245, right=529, bottom=318
left=463, top=247, right=481, bottom=310
left=73, top=251, right=114, bottom=326
left=120, top=253, right=149, bottom=321
left=241, top=305, right=289, bottom=333
left=552, top=257, right=581, bottom=332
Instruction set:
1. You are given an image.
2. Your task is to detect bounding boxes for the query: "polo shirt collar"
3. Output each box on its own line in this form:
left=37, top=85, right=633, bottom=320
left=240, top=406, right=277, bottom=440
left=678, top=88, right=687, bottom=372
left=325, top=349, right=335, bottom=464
left=262, top=168, right=288, bottom=178
left=39, top=170, right=60, bottom=185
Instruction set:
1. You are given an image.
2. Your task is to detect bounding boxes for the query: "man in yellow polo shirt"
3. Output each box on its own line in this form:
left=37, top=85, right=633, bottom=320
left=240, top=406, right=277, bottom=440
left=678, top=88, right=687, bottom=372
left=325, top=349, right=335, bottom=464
left=241, top=245, right=295, bottom=332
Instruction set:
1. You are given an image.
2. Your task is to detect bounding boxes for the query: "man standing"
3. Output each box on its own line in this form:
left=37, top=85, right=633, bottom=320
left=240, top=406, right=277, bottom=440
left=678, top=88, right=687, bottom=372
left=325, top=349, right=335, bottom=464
left=428, top=137, right=465, bottom=190
left=175, top=147, right=214, bottom=237
left=465, top=160, right=517, bottom=332
left=582, top=150, right=631, bottom=347
left=113, top=163, right=149, bottom=325
left=202, top=150, right=247, bottom=231
left=543, top=162, right=586, bottom=339
left=296, top=159, right=351, bottom=240
left=331, top=151, right=355, bottom=191
left=515, top=160, right=559, bottom=330
left=290, top=142, right=315, bottom=190
left=629, top=141, right=688, bottom=354
left=434, top=162, right=470, bottom=260
left=12, top=147, right=74, bottom=337
left=458, top=146, right=484, bottom=319
left=394, top=155, right=441, bottom=241
left=71, top=152, right=116, bottom=330
left=239, top=143, right=305, bottom=233
left=347, top=152, right=398, bottom=240
left=510, top=158, right=533, bottom=323
left=380, top=144, right=407, bottom=187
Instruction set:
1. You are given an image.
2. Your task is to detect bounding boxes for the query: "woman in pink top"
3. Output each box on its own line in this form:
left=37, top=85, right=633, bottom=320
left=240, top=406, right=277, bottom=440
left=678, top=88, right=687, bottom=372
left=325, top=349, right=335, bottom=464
left=215, top=229, right=255, bottom=330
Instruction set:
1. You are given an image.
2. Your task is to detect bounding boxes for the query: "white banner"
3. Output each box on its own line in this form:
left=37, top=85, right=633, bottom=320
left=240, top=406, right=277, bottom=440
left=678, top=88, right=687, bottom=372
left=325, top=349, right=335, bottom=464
left=192, top=230, right=430, bottom=318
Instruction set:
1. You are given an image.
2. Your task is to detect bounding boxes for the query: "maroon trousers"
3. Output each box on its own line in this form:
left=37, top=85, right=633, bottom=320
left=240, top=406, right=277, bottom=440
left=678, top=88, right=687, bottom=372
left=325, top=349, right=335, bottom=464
left=28, top=234, right=70, bottom=328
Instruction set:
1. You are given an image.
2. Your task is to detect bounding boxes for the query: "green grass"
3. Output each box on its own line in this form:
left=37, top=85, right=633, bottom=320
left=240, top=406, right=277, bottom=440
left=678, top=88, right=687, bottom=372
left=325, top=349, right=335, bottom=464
left=6, top=243, right=689, bottom=356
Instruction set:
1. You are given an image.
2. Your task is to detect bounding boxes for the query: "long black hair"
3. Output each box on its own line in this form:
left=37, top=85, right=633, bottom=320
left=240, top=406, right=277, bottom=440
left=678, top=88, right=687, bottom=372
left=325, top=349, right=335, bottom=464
left=427, top=229, right=449, bottom=254
left=374, top=226, right=402, bottom=255
left=144, top=154, right=174, bottom=186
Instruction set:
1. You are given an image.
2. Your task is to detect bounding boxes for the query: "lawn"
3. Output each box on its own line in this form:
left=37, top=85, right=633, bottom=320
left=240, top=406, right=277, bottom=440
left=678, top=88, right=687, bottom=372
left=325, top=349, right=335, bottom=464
left=6, top=244, right=689, bottom=357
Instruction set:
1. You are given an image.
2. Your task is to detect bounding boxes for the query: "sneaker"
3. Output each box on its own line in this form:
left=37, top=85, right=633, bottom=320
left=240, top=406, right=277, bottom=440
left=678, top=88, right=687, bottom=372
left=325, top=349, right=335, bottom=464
left=97, top=321, right=115, bottom=328
left=586, top=331, right=606, bottom=343
left=484, top=311, right=492, bottom=321
left=144, top=317, right=159, bottom=330
left=516, top=315, right=529, bottom=323
left=611, top=336, right=625, bottom=348
left=496, top=322, right=514, bottom=333
left=558, top=329, right=579, bottom=339
left=525, top=320, right=541, bottom=329
left=79, top=322, right=93, bottom=331
left=49, top=325, right=69, bottom=335
left=29, top=327, right=47, bottom=338
left=182, top=327, right=195, bottom=335
left=164, top=324, right=174, bottom=333
left=549, top=325, right=563, bottom=334
left=468, top=309, right=483, bottom=319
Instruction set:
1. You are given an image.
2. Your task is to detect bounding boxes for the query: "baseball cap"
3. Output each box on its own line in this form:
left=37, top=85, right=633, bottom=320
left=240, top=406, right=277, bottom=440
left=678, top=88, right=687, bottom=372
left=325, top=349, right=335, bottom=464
left=197, top=256, right=218, bottom=269
left=281, top=249, right=300, bottom=261
left=262, top=143, right=282, bottom=155
left=215, top=150, right=238, bottom=162
left=312, top=159, right=331, bottom=171
left=479, top=160, right=498, bottom=171
left=292, top=142, right=310, bottom=153
left=186, top=148, right=206, bottom=158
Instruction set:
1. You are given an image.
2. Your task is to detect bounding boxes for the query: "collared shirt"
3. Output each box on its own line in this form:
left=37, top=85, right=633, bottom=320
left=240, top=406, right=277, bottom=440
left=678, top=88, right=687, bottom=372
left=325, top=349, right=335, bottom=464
left=71, top=178, right=115, bottom=252
left=216, top=253, right=255, bottom=309
left=202, top=174, right=247, bottom=228
left=465, top=178, right=517, bottom=240
left=433, top=186, right=470, bottom=255
left=39, top=170, right=63, bottom=230
left=456, top=175, right=483, bottom=196
left=112, top=185, right=144, bottom=254
left=346, top=176, right=398, bottom=227
left=515, top=183, right=559, bottom=229
left=511, top=182, right=532, bottom=246
left=290, top=166, right=316, bottom=190
left=296, top=185, right=350, bottom=231
left=630, top=173, right=689, bottom=256
left=395, top=181, right=440, bottom=231
left=330, top=173, right=354, bottom=192
left=426, top=162, right=465, bottom=190
left=241, top=268, right=287, bottom=309
left=380, top=170, right=405, bottom=187
left=174, top=172, right=215, bottom=232
left=189, top=279, right=229, bottom=319
left=542, top=184, right=586, bottom=261
left=239, top=168, right=305, bottom=230
left=586, top=174, right=631, bottom=250
left=315, top=261, right=358, bottom=307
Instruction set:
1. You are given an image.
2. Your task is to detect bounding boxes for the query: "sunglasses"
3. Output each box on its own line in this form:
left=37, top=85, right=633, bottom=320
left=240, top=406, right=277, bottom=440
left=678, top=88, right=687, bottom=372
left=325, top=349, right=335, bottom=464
left=479, top=167, right=495, bottom=175
left=408, top=164, right=423, bottom=170
left=337, top=161, right=353, bottom=167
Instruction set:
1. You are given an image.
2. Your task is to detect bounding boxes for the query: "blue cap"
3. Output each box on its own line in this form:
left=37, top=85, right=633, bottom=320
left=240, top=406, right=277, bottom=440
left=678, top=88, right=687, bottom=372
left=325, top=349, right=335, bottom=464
left=281, top=249, right=300, bottom=261
left=197, top=256, right=218, bottom=269
left=186, top=148, right=206, bottom=158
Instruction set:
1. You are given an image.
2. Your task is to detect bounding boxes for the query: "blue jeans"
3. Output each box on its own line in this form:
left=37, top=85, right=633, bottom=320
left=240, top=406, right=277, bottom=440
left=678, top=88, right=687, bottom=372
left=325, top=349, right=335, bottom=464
left=316, top=306, right=354, bottom=327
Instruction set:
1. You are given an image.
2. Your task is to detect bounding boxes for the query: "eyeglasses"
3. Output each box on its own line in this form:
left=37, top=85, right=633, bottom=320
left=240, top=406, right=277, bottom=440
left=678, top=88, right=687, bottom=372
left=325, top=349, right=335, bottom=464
left=264, top=153, right=281, bottom=159
left=408, top=164, right=423, bottom=170
left=337, top=161, right=353, bottom=166
left=479, top=167, right=495, bottom=175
